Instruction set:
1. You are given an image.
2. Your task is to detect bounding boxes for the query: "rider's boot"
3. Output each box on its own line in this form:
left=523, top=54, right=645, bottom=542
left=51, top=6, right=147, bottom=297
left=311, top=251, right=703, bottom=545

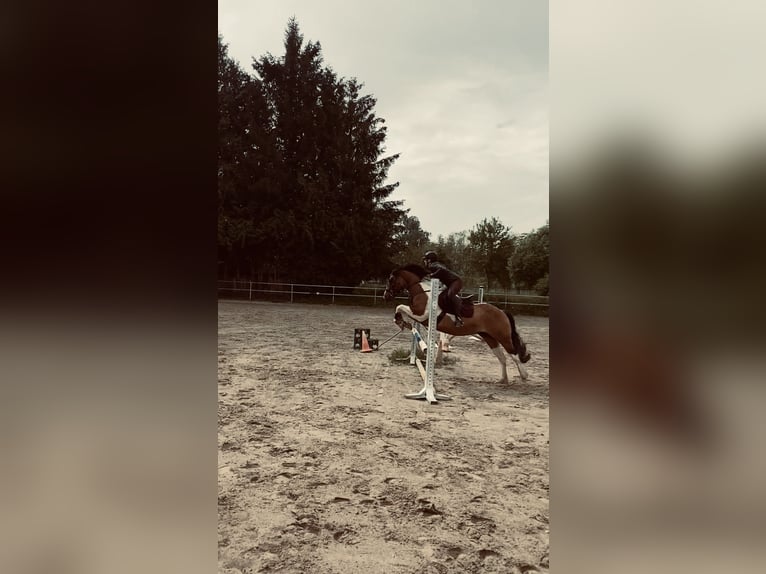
left=452, top=294, right=464, bottom=327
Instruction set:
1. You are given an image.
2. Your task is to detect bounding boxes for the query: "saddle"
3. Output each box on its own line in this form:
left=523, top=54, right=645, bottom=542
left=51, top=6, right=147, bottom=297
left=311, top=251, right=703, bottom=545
left=437, top=291, right=475, bottom=319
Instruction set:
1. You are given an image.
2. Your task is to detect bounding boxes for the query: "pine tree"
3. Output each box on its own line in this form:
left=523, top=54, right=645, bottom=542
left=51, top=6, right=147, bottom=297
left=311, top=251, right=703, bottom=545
left=244, top=18, right=404, bottom=284
left=217, top=35, right=272, bottom=279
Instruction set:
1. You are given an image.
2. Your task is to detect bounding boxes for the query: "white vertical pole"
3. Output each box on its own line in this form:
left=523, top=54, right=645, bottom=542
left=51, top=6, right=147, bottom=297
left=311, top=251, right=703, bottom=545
left=479, top=286, right=484, bottom=304
left=424, top=277, right=440, bottom=393
left=405, top=277, right=450, bottom=403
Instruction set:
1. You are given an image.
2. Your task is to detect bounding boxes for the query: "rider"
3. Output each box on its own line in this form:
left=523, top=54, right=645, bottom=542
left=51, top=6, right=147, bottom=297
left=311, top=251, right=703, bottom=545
left=422, top=251, right=464, bottom=327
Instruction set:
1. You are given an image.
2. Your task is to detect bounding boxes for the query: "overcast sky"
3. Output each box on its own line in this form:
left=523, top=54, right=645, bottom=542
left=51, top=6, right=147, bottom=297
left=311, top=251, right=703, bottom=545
left=218, top=0, right=548, bottom=239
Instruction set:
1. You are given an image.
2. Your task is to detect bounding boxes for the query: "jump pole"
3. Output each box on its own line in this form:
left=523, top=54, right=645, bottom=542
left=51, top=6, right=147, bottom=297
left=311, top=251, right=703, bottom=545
left=406, top=277, right=451, bottom=404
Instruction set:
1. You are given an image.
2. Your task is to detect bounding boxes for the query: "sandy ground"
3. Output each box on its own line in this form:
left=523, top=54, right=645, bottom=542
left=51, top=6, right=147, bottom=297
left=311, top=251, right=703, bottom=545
left=218, top=300, right=549, bottom=574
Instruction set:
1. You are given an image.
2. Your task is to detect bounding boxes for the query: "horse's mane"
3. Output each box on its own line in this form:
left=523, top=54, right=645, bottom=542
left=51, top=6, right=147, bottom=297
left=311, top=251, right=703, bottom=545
left=395, top=263, right=429, bottom=279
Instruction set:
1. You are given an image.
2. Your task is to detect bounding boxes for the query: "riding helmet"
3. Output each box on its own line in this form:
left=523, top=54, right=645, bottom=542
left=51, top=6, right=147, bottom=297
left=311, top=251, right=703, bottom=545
left=423, top=251, right=438, bottom=263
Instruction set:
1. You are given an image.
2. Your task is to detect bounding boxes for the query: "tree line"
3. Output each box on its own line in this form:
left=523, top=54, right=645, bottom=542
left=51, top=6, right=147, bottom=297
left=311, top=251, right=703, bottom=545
left=218, top=19, right=549, bottom=294
left=400, top=216, right=549, bottom=295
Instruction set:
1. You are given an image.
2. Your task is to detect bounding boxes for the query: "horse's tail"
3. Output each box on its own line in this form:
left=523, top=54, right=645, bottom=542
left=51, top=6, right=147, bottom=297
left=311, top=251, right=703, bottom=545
left=505, top=311, right=531, bottom=363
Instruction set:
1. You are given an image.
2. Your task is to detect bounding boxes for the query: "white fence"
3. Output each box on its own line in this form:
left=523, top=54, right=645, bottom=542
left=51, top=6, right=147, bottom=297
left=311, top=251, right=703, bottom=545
left=217, top=280, right=391, bottom=304
left=217, top=280, right=548, bottom=314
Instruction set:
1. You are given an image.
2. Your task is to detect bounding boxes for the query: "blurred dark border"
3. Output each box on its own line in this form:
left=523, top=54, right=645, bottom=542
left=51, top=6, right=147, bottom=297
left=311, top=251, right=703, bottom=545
left=1, top=2, right=217, bottom=573
left=2, top=3, right=216, bottom=312
left=550, top=3, right=766, bottom=573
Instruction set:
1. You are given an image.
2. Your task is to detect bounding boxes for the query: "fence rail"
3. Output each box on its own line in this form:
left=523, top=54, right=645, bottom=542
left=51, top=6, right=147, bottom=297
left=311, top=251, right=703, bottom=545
left=217, top=280, right=548, bottom=315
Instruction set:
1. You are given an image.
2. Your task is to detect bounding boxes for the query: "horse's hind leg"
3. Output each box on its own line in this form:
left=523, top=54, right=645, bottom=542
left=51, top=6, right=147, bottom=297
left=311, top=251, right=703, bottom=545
left=499, top=335, right=529, bottom=382
left=479, top=333, right=509, bottom=384
left=508, top=354, right=529, bottom=381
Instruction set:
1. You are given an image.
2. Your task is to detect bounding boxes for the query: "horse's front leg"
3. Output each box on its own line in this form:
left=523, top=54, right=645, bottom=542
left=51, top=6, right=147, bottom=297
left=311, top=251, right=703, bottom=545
left=394, top=304, right=416, bottom=330
left=396, top=303, right=428, bottom=324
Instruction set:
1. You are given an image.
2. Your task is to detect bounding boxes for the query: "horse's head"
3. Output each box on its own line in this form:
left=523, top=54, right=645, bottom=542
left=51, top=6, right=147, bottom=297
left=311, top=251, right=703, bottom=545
left=382, top=271, right=402, bottom=301
left=383, top=265, right=428, bottom=301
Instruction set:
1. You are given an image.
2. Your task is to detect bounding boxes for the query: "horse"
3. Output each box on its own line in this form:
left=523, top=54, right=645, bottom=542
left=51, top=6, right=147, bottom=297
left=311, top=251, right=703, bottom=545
left=382, top=264, right=531, bottom=383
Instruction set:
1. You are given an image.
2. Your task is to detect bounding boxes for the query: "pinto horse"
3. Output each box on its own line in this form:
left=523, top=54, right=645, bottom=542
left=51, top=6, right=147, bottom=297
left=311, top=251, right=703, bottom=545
left=383, top=264, right=531, bottom=383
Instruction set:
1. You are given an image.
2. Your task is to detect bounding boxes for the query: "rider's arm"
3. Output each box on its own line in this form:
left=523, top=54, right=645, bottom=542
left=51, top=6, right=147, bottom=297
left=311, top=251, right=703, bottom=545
left=428, top=265, right=448, bottom=283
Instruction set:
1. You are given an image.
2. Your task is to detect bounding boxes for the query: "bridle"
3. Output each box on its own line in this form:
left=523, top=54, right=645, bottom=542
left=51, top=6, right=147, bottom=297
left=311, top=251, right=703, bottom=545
left=383, top=273, right=399, bottom=300
left=383, top=270, right=431, bottom=302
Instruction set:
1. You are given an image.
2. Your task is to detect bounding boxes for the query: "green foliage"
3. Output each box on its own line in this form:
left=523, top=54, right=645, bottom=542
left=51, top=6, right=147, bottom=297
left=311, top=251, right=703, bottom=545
left=387, top=348, right=411, bottom=363
left=218, top=20, right=405, bottom=283
left=391, top=215, right=431, bottom=265
left=508, top=222, right=549, bottom=292
left=420, top=219, right=548, bottom=292
left=467, top=217, right=515, bottom=289
left=423, top=231, right=472, bottom=278
left=533, top=273, right=549, bottom=296
left=218, top=34, right=280, bottom=280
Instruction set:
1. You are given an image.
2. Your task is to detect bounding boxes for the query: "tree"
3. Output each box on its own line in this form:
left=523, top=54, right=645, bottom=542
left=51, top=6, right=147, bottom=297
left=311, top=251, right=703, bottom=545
left=218, top=18, right=405, bottom=284
left=424, top=232, right=475, bottom=282
left=217, top=34, right=250, bottom=277
left=217, top=34, right=273, bottom=279
left=468, top=217, right=515, bottom=289
left=508, top=222, right=549, bottom=294
left=391, top=215, right=431, bottom=265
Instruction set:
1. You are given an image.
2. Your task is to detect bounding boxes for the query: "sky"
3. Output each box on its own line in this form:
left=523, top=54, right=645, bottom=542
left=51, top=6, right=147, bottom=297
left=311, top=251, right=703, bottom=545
left=218, top=0, right=549, bottom=239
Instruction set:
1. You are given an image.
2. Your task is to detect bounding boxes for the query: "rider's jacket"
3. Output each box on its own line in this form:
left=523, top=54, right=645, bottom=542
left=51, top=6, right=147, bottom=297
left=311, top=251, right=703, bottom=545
left=424, top=261, right=461, bottom=287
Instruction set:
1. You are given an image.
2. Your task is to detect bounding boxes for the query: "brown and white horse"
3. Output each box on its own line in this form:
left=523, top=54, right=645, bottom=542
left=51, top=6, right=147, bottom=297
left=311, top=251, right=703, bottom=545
left=383, top=264, right=531, bottom=383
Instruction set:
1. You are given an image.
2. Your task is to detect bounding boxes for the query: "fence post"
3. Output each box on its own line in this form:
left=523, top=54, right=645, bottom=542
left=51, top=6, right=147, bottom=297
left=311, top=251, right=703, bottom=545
left=374, top=288, right=377, bottom=305
left=290, top=283, right=294, bottom=303
left=479, top=286, right=484, bottom=304
left=249, top=281, right=252, bottom=300
left=332, top=286, right=335, bottom=304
